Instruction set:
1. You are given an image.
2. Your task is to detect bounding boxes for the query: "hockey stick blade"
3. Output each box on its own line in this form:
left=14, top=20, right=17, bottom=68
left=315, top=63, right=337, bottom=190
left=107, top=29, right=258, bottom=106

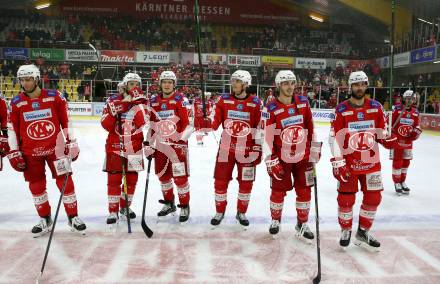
left=141, top=219, right=153, bottom=238
left=312, top=275, right=321, bottom=284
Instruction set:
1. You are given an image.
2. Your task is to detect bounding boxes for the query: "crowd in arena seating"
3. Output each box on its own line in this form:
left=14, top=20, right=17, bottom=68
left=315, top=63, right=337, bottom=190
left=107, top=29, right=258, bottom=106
left=0, top=12, right=375, bottom=58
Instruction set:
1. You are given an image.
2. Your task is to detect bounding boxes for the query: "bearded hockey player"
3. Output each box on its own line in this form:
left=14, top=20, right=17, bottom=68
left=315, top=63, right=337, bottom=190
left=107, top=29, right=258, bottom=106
left=144, top=71, right=193, bottom=223
left=101, top=73, right=148, bottom=225
left=0, top=94, right=9, bottom=170
left=329, top=71, right=397, bottom=250
left=263, top=70, right=322, bottom=240
left=7, top=64, right=86, bottom=237
left=195, top=70, right=262, bottom=227
left=390, top=90, right=421, bottom=195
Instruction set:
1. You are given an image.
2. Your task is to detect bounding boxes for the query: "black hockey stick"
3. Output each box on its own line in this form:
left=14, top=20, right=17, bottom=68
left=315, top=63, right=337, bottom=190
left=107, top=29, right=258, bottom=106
left=36, top=171, right=70, bottom=283
left=312, top=166, right=321, bottom=284
left=117, top=115, right=132, bottom=234
left=141, top=157, right=153, bottom=238
left=194, top=0, right=208, bottom=118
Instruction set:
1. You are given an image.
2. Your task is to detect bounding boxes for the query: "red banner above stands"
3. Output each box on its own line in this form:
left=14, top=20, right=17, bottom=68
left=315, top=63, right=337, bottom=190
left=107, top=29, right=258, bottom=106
left=60, top=0, right=299, bottom=24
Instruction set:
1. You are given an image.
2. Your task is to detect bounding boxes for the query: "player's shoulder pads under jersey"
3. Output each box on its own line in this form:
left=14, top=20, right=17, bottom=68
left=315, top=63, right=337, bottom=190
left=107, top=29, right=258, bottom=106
left=265, top=101, right=278, bottom=113
left=369, top=98, right=382, bottom=109
left=251, top=95, right=261, bottom=105
left=335, top=101, right=348, bottom=114
left=10, top=94, right=23, bottom=106
left=220, top=93, right=231, bottom=100
left=150, top=95, right=158, bottom=104
left=393, top=103, right=403, bottom=111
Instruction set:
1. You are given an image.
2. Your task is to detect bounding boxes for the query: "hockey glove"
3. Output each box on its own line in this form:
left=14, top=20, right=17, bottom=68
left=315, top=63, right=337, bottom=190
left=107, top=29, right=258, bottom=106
left=265, top=155, right=285, bottom=180
left=331, top=157, right=350, bottom=183
left=7, top=150, right=26, bottom=172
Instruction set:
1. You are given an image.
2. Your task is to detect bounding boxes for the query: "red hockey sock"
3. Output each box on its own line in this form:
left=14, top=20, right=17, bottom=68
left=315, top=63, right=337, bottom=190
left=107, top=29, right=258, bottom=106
left=175, top=177, right=190, bottom=206
left=270, top=190, right=285, bottom=221
left=295, top=187, right=311, bottom=224
left=107, top=173, right=122, bottom=213
left=401, top=160, right=411, bottom=182
left=237, top=181, right=252, bottom=213
left=392, top=159, right=403, bottom=183
left=359, top=191, right=382, bottom=230
left=160, top=179, right=174, bottom=202
left=29, top=180, right=50, bottom=217
left=214, top=179, right=229, bottom=213
left=56, top=175, right=78, bottom=217
left=337, top=193, right=355, bottom=230
left=119, top=172, right=138, bottom=209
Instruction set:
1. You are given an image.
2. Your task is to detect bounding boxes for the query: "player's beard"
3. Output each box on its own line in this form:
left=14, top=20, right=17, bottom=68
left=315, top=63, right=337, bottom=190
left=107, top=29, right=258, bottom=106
left=23, top=82, right=38, bottom=95
left=351, top=89, right=365, bottom=100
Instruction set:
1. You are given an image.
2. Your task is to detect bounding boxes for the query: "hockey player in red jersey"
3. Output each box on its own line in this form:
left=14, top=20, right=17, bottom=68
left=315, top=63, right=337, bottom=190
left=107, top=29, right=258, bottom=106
left=195, top=70, right=263, bottom=227
left=0, top=94, right=9, bottom=171
left=193, top=92, right=211, bottom=146
left=390, top=90, right=421, bottom=195
left=7, top=64, right=86, bottom=237
left=101, top=73, right=148, bottom=225
left=329, top=71, right=397, bottom=250
left=263, top=70, right=322, bottom=240
left=144, top=71, right=193, bottom=223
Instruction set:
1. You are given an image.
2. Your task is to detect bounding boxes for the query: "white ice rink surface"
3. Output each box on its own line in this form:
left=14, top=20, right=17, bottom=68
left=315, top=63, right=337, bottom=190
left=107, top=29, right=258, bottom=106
left=1, top=118, right=439, bottom=283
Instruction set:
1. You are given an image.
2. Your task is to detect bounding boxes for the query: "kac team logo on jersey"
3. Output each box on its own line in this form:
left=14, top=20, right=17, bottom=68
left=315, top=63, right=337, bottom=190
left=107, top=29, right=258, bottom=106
left=348, top=132, right=376, bottom=152
left=357, top=112, right=364, bottom=120
left=224, top=119, right=251, bottom=138
left=281, top=125, right=305, bottom=145
left=156, top=120, right=177, bottom=137
left=398, top=125, right=413, bottom=137
left=237, top=104, right=243, bottom=110
left=288, top=108, right=295, bottom=115
left=161, top=103, right=167, bottom=110
left=26, top=120, right=55, bottom=140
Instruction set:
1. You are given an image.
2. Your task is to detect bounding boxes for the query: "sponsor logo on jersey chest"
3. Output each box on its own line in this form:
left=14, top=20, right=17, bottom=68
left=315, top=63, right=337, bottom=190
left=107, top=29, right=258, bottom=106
left=23, top=109, right=53, bottom=122
left=281, top=115, right=303, bottom=128
left=227, top=110, right=250, bottom=121
left=347, top=120, right=375, bottom=132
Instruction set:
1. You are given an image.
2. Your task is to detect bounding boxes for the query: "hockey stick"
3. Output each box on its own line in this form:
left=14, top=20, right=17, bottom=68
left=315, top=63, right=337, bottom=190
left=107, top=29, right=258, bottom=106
left=141, top=157, right=153, bottom=238
left=36, top=169, right=70, bottom=283
left=312, top=165, right=321, bottom=284
left=117, top=115, right=132, bottom=234
left=194, top=0, right=207, bottom=118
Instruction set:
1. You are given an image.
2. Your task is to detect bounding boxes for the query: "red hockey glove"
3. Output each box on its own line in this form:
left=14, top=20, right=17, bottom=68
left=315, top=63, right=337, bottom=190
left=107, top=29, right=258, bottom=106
left=380, top=133, right=397, bottom=149
left=7, top=150, right=26, bottom=172
left=410, top=127, right=422, bottom=141
left=265, top=155, right=285, bottom=180
left=65, top=139, right=80, bottom=161
left=331, top=157, right=350, bottom=183
left=108, top=99, right=131, bottom=116
left=251, top=145, right=262, bottom=165
left=143, top=141, right=155, bottom=160
left=194, top=117, right=212, bottom=131
left=0, top=134, right=9, bottom=157
left=128, top=87, right=147, bottom=104
left=309, top=141, right=322, bottom=163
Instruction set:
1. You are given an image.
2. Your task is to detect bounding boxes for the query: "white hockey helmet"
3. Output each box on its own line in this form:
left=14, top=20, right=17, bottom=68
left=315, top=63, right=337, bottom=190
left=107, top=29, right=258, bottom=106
left=275, top=70, right=296, bottom=87
left=402, top=90, right=414, bottom=98
left=122, top=72, right=142, bottom=87
left=348, top=71, right=368, bottom=86
left=230, top=70, right=252, bottom=86
left=159, top=70, right=177, bottom=85
left=17, top=64, right=40, bottom=81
